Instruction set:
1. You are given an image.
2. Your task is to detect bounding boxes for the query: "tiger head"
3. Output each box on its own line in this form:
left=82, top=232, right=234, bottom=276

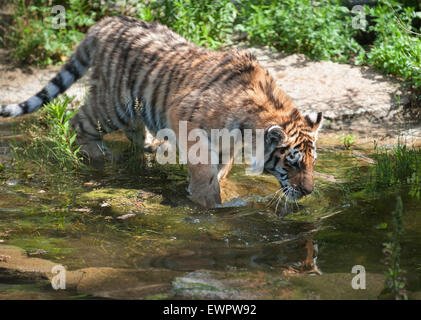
left=263, top=111, right=323, bottom=201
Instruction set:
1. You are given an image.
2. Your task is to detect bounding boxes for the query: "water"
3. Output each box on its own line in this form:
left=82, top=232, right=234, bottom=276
left=0, top=118, right=420, bottom=299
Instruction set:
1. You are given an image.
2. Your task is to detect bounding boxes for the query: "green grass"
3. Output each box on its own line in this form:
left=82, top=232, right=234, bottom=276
left=11, top=95, right=84, bottom=171
left=371, top=141, right=421, bottom=197
left=337, top=133, right=356, bottom=150
left=350, top=140, right=421, bottom=199
left=4, top=0, right=421, bottom=89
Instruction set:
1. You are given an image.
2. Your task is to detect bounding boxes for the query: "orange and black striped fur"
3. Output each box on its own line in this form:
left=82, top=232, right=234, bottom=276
left=0, top=16, right=322, bottom=208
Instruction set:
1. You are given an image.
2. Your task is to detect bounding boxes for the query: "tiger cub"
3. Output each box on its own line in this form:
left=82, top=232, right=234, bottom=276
left=0, top=16, right=322, bottom=208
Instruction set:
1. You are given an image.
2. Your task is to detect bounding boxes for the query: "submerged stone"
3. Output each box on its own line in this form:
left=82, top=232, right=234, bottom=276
left=289, top=272, right=385, bottom=300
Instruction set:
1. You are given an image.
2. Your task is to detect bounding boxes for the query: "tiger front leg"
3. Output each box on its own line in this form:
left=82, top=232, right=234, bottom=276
left=188, top=163, right=222, bottom=208
left=70, top=109, right=114, bottom=165
left=123, top=118, right=146, bottom=163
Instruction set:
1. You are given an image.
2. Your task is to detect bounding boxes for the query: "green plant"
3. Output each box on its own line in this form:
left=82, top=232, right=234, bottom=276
left=43, top=96, right=82, bottom=167
left=236, top=0, right=364, bottom=62
left=12, top=95, right=83, bottom=171
left=365, top=0, right=421, bottom=88
left=337, top=133, right=356, bottom=150
left=156, top=0, right=238, bottom=49
left=8, top=0, right=99, bottom=66
left=7, top=0, right=237, bottom=65
left=367, top=140, right=421, bottom=198
left=382, top=196, right=408, bottom=300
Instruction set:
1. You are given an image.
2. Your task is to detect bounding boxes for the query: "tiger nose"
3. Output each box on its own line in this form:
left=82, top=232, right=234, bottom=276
left=300, top=186, right=313, bottom=196
left=300, top=181, right=314, bottom=196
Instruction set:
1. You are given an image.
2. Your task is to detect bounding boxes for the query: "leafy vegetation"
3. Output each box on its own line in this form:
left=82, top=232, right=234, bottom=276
left=337, top=133, right=356, bottom=150
left=11, top=95, right=84, bottom=171
left=382, top=196, right=408, bottom=300
left=5, top=0, right=237, bottom=65
left=235, top=0, right=363, bottom=62
left=7, top=0, right=98, bottom=66
left=365, top=0, right=421, bottom=89
left=3, top=0, right=421, bottom=89
left=154, top=0, right=237, bottom=49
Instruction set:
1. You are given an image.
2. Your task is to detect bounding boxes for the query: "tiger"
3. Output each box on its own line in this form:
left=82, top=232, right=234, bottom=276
left=0, top=15, right=322, bottom=208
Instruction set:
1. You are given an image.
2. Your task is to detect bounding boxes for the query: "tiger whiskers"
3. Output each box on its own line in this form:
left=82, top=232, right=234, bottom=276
left=284, top=186, right=293, bottom=212
left=294, top=199, right=300, bottom=210
left=267, top=189, right=284, bottom=207
left=275, top=192, right=285, bottom=214
left=267, top=186, right=296, bottom=215
left=266, top=188, right=286, bottom=213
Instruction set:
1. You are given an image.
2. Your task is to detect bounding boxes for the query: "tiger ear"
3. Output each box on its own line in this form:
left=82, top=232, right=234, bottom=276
left=265, top=125, right=285, bottom=147
left=304, top=112, right=323, bottom=132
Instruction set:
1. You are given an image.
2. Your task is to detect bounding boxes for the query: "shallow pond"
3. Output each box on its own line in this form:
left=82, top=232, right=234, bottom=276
left=0, top=117, right=420, bottom=299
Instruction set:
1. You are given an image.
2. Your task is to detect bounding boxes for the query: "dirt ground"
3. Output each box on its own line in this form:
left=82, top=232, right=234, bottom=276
left=0, top=49, right=89, bottom=104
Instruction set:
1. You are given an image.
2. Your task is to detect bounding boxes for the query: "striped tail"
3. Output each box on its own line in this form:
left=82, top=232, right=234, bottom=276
left=0, top=37, right=93, bottom=118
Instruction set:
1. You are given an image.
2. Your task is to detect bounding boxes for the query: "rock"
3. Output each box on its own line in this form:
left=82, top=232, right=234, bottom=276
left=28, top=249, right=48, bottom=256
left=0, top=254, right=11, bottom=262
left=172, top=270, right=291, bottom=299
left=7, top=180, right=18, bottom=186
left=65, top=267, right=180, bottom=299
left=116, top=213, right=137, bottom=220
left=0, top=245, right=55, bottom=281
left=173, top=272, right=238, bottom=299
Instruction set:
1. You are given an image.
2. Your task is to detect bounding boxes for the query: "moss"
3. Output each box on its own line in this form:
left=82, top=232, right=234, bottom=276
left=80, top=188, right=140, bottom=201
left=145, top=292, right=172, bottom=300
